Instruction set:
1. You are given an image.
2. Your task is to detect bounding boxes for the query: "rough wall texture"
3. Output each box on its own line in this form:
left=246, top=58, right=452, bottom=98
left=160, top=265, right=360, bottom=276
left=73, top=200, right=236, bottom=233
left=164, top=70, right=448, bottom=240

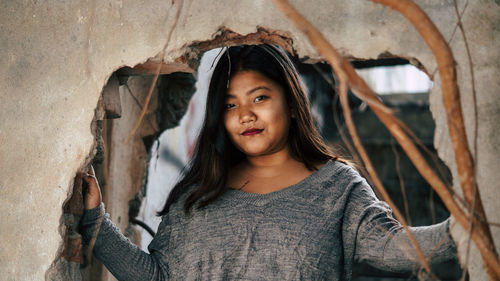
left=0, top=0, right=498, bottom=280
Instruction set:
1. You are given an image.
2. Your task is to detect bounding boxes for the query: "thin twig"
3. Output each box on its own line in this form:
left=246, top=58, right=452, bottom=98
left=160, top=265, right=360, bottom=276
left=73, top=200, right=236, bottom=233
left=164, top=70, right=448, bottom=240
left=125, top=0, right=184, bottom=144
left=124, top=84, right=144, bottom=110
left=338, top=73, right=436, bottom=276
left=396, top=118, right=452, bottom=188
left=330, top=76, right=376, bottom=193
left=124, top=84, right=158, bottom=131
left=431, top=0, right=469, bottom=78
left=452, top=0, right=479, bottom=278
left=311, top=65, right=366, bottom=178
left=489, top=222, right=500, bottom=228
left=390, top=137, right=411, bottom=225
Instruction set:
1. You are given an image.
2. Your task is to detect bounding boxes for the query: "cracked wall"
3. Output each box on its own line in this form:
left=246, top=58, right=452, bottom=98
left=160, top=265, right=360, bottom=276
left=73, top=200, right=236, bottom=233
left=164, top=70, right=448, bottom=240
left=0, top=0, right=499, bottom=280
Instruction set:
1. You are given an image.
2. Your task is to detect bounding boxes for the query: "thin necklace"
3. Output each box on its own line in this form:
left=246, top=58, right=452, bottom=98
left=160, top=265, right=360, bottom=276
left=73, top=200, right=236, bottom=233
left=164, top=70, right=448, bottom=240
left=238, top=180, right=250, bottom=191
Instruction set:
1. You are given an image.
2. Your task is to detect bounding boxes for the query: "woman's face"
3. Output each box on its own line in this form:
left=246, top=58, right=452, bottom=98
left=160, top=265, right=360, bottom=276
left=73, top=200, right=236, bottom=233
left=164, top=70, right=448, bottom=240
left=224, top=70, right=292, bottom=158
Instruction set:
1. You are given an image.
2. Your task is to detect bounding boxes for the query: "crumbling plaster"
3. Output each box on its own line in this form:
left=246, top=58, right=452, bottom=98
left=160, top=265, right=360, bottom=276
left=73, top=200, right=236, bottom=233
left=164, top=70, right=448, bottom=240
left=0, top=0, right=498, bottom=280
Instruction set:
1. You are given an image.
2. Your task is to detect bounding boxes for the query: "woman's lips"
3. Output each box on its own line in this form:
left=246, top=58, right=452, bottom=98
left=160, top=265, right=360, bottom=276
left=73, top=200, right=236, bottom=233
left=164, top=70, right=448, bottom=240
left=241, top=128, right=263, bottom=136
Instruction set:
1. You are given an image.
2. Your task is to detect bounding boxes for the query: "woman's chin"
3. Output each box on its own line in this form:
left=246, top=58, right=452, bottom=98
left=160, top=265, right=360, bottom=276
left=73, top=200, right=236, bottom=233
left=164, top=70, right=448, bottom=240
left=241, top=150, right=267, bottom=157
left=238, top=146, right=270, bottom=157
left=235, top=141, right=290, bottom=158
left=239, top=146, right=285, bottom=158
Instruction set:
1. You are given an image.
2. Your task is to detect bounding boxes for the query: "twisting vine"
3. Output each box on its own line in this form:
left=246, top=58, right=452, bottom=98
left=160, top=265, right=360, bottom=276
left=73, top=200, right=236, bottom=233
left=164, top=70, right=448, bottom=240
left=370, top=1, right=497, bottom=279
left=450, top=0, right=479, bottom=279
left=270, top=0, right=500, bottom=279
left=270, top=0, right=434, bottom=274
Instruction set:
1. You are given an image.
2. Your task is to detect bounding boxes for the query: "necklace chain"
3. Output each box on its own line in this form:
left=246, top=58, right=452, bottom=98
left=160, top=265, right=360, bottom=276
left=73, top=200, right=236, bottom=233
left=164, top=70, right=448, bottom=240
left=238, top=180, right=250, bottom=191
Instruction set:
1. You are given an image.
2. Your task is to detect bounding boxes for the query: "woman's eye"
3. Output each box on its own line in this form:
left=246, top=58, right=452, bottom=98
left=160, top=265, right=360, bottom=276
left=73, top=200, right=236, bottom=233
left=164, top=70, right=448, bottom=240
left=225, top=103, right=236, bottom=110
left=254, top=95, right=268, bottom=102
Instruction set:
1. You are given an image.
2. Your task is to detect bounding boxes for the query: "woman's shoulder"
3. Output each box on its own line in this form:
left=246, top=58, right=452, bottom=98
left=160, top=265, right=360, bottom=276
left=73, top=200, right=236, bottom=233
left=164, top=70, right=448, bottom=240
left=287, top=159, right=372, bottom=215
left=301, top=158, right=371, bottom=201
left=312, top=158, right=363, bottom=183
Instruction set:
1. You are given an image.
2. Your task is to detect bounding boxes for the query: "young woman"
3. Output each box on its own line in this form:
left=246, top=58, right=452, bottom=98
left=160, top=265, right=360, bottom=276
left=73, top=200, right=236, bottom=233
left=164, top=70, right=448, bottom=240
left=81, top=44, right=457, bottom=280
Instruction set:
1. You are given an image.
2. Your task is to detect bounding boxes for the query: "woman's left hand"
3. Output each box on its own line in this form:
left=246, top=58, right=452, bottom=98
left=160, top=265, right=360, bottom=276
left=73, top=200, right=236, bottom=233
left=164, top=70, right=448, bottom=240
left=82, top=165, right=102, bottom=210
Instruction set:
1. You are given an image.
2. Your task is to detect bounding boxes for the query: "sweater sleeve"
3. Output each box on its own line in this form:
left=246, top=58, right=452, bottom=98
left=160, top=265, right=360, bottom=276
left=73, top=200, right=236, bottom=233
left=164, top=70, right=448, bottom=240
left=80, top=203, right=166, bottom=281
left=344, top=179, right=458, bottom=273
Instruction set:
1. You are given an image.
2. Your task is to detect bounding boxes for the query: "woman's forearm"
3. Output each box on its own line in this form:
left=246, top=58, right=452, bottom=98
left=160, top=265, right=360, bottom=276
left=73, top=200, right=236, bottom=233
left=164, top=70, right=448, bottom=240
left=80, top=204, right=165, bottom=281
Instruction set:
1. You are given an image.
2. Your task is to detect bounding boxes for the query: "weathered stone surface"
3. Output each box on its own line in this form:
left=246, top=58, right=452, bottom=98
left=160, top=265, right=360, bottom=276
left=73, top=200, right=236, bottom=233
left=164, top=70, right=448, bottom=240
left=0, top=0, right=498, bottom=280
left=102, top=74, right=122, bottom=119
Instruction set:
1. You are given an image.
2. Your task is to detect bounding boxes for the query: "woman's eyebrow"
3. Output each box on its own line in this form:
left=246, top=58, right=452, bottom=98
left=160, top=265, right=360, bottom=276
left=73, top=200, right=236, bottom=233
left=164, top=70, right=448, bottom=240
left=226, top=86, right=271, bottom=98
left=246, top=86, right=271, bottom=95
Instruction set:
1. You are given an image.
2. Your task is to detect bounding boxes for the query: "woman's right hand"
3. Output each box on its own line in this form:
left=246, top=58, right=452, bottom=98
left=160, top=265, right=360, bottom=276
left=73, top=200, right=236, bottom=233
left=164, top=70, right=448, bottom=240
left=82, top=165, right=102, bottom=210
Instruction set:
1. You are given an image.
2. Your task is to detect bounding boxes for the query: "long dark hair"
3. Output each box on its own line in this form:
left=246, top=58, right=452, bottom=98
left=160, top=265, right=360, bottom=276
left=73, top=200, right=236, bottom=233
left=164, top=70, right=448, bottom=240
left=158, top=44, right=338, bottom=215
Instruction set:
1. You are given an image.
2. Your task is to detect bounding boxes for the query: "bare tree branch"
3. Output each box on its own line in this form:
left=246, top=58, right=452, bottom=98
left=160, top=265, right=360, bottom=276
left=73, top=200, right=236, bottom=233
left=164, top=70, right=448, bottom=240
left=371, top=1, right=498, bottom=279
left=125, top=0, right=184, bottom=144
left=390, top=137, right=411, bottom=225
left=270, top=0, right=500, bottom=278
left=271, top=0, right=433, bottom=274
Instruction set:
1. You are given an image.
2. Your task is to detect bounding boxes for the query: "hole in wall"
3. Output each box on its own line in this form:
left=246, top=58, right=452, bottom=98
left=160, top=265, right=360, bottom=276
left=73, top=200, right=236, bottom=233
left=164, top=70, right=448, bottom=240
left=106, top=54, right=457, bottom=280
left=135, top=50, right=459, bottom=280
left=52, top=28, right=461, bottom=279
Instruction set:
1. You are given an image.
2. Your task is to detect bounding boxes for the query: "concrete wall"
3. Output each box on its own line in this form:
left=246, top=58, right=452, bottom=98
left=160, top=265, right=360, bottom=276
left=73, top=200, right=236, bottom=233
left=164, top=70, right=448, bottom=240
left=0, top=0, right=498, bottom=280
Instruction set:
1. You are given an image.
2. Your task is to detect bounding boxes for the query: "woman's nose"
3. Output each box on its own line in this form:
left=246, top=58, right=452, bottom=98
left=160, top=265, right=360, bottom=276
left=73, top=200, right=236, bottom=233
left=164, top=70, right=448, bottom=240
left=239, top=107, right=256, bottom=124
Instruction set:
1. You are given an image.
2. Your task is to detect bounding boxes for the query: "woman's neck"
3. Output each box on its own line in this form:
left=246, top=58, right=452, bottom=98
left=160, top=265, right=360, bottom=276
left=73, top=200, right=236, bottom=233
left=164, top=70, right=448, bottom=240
left=246, top=147, right=293, bottom=168
left=242, top=148, right=304, bottom=179
left=227, top=149, right=314, bottom=194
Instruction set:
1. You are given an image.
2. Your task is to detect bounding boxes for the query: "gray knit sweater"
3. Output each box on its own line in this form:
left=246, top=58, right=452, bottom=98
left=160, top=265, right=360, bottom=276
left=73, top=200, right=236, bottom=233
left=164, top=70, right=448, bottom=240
left=80, top=160, right=457, bottom=280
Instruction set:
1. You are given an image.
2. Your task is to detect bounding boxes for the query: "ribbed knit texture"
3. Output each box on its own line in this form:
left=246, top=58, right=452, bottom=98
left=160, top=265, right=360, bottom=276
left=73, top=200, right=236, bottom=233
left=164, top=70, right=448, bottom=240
left=80, top=160, right=457, bottom=281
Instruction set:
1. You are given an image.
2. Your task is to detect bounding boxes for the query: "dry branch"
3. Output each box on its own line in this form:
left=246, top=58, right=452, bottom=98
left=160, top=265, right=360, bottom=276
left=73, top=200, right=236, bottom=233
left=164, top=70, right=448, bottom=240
left=390, top=138, right=411, bottom=225
left=125, top=0, right=184, bottom=144
left=451, top=0, right=479, bottom=277
left=270, top=0, right=500, bottom=278
left=271, top=0, right=433, bottom=274
left=337, top=74, right=436, bottom=275
left=370, top=1, right=498, bottom=279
